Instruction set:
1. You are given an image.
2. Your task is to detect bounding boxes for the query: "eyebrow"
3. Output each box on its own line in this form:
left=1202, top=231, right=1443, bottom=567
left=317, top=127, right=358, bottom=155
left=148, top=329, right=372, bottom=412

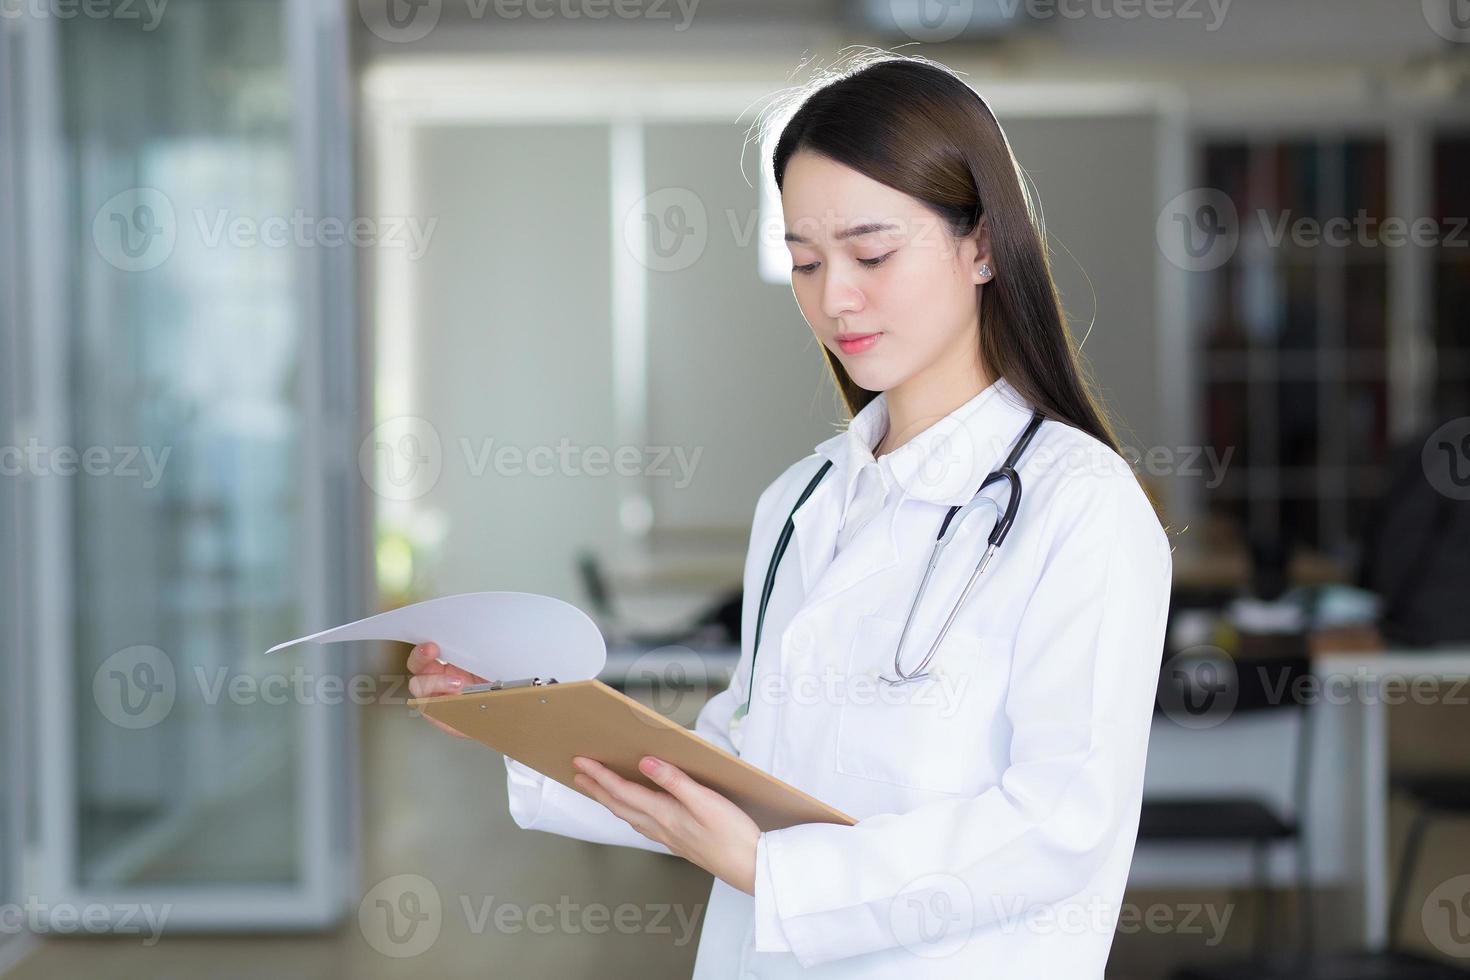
left=784, top=221, right=899, bottom=245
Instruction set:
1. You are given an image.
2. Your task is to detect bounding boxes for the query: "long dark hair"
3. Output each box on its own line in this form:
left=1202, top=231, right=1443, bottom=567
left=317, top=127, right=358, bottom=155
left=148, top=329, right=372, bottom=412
left=769, top=52, right=1123, bottom=458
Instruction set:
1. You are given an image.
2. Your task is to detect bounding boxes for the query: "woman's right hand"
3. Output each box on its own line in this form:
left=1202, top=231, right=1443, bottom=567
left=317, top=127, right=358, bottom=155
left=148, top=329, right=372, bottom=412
left=406, top=641, right=487, bottom=739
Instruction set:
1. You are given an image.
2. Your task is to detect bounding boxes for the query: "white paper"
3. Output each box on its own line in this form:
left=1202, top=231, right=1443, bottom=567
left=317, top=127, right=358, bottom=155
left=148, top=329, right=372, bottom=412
left=265, top=591, right=606, bottom=682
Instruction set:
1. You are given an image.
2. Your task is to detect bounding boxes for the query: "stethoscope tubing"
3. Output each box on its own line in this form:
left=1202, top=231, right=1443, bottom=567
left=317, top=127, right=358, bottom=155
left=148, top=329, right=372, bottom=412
left=737, top=408, right=1047, bottom=716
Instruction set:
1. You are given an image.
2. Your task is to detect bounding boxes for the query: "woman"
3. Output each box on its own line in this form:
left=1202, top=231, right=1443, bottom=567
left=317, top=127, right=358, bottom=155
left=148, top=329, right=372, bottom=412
left=408, top=52, right=1173, bottom=978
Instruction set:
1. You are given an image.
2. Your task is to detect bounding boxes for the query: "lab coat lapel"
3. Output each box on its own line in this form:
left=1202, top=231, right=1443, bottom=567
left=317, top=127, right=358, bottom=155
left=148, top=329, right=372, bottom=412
left=787, top=377, right=1036, bottom=615
left=789, top=476, right=839, bottom=595
left=789, top=474, right=901, bottom=612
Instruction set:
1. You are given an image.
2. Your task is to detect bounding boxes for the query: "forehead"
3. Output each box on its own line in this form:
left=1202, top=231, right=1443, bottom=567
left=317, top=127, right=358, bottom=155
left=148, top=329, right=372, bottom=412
left=780, top=152, right=934, bottom=244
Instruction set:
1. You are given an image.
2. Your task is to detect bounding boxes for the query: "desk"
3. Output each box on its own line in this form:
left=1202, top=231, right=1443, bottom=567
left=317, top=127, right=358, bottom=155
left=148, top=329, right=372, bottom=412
left=1135, top=647, right=1470, bottom=951
left=1312, top=649, right=1470, bottom=949
left=601, top=642, right=737, bottom=690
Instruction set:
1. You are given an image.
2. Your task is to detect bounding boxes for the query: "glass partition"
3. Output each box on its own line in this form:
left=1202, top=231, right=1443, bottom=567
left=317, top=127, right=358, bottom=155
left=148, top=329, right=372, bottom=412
left=9, top=0, right=361, bottom=929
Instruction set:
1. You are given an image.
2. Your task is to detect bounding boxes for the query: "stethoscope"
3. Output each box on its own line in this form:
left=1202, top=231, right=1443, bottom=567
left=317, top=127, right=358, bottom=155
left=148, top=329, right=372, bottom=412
left=732, top=408, right=1046, bottom=725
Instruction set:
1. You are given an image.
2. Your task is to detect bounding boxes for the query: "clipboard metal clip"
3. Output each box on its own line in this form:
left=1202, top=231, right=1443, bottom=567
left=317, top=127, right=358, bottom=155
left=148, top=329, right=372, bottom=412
left=460, top=677, right=559, bottom=693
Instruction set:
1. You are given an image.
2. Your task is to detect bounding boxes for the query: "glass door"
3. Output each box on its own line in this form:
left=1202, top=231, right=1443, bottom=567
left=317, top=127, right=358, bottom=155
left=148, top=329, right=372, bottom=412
left=1, top=15, right=34, bottom=967
left=6, top=0, right=362, bottom=930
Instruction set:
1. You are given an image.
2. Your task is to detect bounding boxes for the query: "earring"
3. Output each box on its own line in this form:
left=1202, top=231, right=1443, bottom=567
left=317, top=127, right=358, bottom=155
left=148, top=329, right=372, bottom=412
left=979, top=263, right=993, bottom=281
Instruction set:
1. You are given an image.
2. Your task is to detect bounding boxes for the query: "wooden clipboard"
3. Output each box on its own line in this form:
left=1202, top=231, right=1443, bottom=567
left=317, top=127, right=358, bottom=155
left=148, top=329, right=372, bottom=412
left=409, top=678, right=855, bottom=832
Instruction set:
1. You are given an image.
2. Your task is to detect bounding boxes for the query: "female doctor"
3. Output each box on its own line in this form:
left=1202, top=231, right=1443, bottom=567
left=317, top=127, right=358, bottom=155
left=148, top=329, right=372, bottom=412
left=408, top=52, right=1173, bottom=979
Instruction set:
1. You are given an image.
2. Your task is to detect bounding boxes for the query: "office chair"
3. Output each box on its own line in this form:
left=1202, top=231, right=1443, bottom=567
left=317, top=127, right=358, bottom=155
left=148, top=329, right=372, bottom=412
left=1153, top=651, right=1469, bottom=978
left=1387, top=773, right=1470, bottom=953
left=575, top=549, right=742, bottom=647
left=1144, top=641, right=1317, bottom=977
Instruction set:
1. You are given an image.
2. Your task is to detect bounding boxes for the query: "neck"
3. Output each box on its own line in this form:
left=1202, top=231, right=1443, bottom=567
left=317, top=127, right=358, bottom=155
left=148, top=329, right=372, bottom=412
left=875, top=343, right=994, bottom=458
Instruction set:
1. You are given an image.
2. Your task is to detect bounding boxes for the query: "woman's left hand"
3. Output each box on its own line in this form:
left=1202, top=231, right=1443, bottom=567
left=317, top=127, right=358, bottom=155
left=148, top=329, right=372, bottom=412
left=571, top=755, right=761, bottom=896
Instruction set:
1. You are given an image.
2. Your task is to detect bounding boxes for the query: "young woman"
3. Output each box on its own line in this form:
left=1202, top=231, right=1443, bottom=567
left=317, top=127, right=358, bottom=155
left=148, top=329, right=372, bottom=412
left=408, top=52, right=1173, bottom=979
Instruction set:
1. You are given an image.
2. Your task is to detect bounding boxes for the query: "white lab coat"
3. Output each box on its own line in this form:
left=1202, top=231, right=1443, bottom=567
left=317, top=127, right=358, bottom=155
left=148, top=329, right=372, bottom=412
left=504, top=376, right=1174, bottom=978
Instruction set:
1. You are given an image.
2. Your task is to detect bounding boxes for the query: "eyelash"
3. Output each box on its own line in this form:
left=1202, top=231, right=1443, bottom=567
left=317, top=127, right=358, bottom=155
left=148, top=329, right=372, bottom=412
left=792, top=251, right=895, bottom=276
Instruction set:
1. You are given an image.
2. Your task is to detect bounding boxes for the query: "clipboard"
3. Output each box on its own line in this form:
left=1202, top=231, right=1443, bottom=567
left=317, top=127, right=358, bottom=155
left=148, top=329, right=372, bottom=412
left=409, top=678, right=856, bottom=832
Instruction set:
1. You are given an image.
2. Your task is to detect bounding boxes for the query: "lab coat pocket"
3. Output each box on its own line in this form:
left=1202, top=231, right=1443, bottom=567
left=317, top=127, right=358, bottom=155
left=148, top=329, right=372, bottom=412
left=834, top=613, right=1009, bottom=796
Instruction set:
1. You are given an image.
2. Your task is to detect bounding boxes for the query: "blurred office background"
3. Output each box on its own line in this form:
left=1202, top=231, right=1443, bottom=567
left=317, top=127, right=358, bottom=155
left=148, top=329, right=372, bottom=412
left=2, top=0, right=1469, bottom=977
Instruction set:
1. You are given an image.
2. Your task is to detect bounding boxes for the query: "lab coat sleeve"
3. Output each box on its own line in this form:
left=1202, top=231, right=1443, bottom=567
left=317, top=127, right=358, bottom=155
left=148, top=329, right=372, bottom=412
left=690, top=686, right=739, bottom=754
left=499, top=695, right=746, bottom=852
left=686, top=466, right=795, bottom=758
left=503, top=756, right=675, bottom=855
left=502, top=701, right=742, bottom=852
left=751, top=472, right=1174, bottom=968
left=501, top=466, right=790, bottom=855
left=502, top=577, right=751, bottom=853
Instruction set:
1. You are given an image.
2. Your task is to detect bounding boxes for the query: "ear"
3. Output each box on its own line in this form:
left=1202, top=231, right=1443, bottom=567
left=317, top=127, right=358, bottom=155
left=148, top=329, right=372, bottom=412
left=968, top=214, right=995, bottom=285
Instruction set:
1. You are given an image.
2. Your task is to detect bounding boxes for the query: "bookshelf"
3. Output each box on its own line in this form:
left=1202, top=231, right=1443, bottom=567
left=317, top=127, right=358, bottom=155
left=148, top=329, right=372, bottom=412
left=1195, top=126, right=1469, bottom=568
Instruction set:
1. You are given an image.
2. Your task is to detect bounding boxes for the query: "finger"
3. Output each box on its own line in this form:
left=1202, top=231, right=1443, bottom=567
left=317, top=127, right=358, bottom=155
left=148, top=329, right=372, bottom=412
left=637, top=757, right=715, bottom=813
left=425, top=662, right=484, bottom=686
left=406, top=642, right=443, bottom=674
left=406, top=646, right=486, bottom=686
left=574, top=757, right=680, bottom=821
left=408, top=673, right=467, bottom=699
left=441, top=663, right=487, bottom=685
left=571, top=774, right=660, bottom=840
left=571, top=771, right=620, bottom=812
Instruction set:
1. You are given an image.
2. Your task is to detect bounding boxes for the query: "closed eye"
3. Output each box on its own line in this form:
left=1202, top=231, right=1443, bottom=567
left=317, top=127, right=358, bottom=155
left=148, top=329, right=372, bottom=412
left=791, top=251, right=896, bottom=276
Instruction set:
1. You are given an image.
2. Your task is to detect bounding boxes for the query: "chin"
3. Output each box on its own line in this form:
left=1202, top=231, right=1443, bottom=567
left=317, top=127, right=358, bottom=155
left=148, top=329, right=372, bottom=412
left=841, top=363, right=898, bottom=393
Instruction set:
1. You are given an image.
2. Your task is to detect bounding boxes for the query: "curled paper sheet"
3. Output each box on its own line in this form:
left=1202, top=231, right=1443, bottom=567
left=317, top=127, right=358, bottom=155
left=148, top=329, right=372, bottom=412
left=265, top=591, right=607, bottom=682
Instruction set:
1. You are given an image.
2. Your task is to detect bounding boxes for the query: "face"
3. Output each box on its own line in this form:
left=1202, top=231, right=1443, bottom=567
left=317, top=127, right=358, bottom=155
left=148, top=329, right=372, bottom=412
left=781, top=150, right=993, bottom=396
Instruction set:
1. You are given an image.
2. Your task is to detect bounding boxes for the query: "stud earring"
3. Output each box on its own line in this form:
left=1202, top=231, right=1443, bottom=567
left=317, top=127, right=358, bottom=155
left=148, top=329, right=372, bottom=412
left=979, top=263, right=993, bottom=281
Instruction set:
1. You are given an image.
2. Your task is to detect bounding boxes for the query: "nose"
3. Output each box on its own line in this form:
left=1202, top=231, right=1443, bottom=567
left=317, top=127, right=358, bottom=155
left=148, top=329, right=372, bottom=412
left=819, top=268, right=863, bottom=320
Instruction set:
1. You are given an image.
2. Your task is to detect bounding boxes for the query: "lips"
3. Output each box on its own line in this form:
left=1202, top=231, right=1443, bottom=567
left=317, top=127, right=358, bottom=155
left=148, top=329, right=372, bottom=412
left=836, top=332, right=881, bottom=355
